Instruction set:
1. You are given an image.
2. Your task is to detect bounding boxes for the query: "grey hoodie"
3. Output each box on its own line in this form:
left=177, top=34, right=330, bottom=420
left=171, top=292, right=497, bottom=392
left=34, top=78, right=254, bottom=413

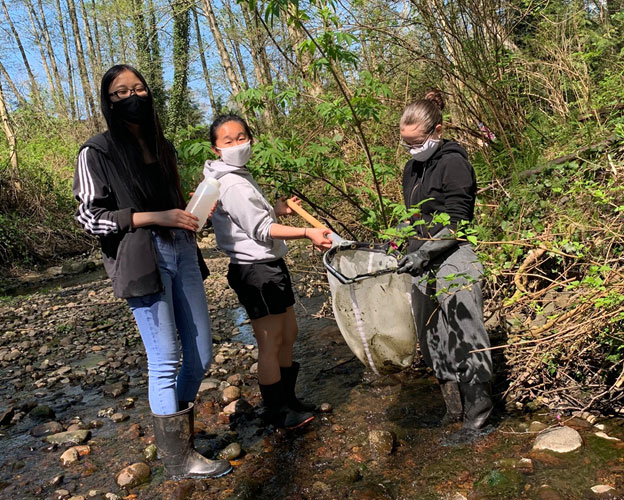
left=203, top=159, right=288, bottom=264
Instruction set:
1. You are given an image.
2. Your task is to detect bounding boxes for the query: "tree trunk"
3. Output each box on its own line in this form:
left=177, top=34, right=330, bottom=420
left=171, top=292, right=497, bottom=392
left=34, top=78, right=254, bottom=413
left=147, top=0, right=166, bottom=118
left=132, top=0, right=151, bottom=74
left=115, top=8, right=129, bottom=62
left=25, top=0, right=60, bottom=115
left=0, top=78, right=18, bottom=173
left=240, top=1, right=276, bottom=125
left=0, top=60, right=25, bottom=105
left=90, top=0, right=104, bottom=70
left=0, top=0, right=43, bottom=108
left=201, top=0, right=243, bottom=96
left=35, top=0, right=69, bottom=117
left=55, top=0, right=78, bottom=120
left=102, top=17, right=116, bottom=66
left=80, top=0, right=102, bottom=90
left=192, top=7, right=218, bottom=114
left=224, top=3, right=249, bottom=88
left=167, top=0, right=191, bottom=135
left=66, top=0, right=98, bottom=129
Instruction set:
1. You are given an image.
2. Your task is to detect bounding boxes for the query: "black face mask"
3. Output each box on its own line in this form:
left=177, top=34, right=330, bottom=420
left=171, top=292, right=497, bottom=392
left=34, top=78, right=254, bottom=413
left=112, top=94, right=153, bottom=124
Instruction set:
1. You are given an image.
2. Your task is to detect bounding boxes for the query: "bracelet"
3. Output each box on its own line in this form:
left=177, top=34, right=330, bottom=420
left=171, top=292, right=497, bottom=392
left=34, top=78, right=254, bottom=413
left=304, top=228, right=307, bottom=238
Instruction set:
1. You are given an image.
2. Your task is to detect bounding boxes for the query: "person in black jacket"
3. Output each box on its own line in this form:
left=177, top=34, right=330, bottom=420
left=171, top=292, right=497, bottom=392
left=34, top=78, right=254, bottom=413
left=73, top=64, right=231, bottom=479
left=396, top=90, right=493, bottom=443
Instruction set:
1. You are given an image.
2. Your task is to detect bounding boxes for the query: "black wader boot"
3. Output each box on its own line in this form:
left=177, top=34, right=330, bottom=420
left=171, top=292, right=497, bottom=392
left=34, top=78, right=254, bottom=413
left=439, top=381, right=463, bottom=425
left=152, top=403, right=232, bottom=479
left=259, top=381, right=314, bottom=430
left=280, top=362, right=316, bottom=412
left=441, top=382, right=493, bottom=446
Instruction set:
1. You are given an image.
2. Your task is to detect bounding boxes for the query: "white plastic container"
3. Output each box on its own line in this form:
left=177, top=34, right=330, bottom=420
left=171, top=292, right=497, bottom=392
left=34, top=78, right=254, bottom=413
left=186, top=177, right=220, bottom=229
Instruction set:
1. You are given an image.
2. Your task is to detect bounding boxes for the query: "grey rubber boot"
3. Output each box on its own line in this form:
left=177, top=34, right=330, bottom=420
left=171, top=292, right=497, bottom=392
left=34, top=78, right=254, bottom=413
left=152, top=403, right=232, bottom=479
left=259, top=381, right=315, bottom=430
left=460, top=382, right=493, bottom=430
left=439, top=381, right=463, bottom=425
left=280, top=362, right=316, bottom=412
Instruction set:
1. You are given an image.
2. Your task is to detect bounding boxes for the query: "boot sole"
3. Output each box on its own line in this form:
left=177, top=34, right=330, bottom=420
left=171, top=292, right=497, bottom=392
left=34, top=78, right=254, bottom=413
left=171, top=464, right=233, bottom=480
left=285, top=414, right=315, bottom=430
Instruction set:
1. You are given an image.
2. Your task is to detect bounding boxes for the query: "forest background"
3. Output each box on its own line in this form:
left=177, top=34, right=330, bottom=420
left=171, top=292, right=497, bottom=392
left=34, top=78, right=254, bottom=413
left=0, top=0, right=623, bottom=416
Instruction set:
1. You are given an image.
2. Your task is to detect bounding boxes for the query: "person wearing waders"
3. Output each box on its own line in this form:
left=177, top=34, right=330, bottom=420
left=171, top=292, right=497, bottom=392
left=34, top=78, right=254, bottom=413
left=396, top=90, right=493, bottom=444
left=72, top=65, right=231, bottom=479
left=204, top=114, right=332, bottom=430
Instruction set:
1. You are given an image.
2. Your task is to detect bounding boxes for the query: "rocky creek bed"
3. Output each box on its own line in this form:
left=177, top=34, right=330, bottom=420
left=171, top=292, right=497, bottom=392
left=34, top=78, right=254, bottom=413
left=2, top=239, right=624, bottom=500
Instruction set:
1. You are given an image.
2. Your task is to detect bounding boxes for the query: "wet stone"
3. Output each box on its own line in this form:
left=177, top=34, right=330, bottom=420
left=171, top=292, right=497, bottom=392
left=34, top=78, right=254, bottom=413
left=198, top=379, right=220, bottom=393
left=227, top=373, right=243, bottom=386
left=67, top=423, right=89, bottom=432
left=369, top=429, right=395, bottom=457
left=102, top=381, right=128, bottom=398
left=532, top=426, right=583, bottom=453
left=529, top=421, right=548, bottom=433
left=110, top=412, right=129, bottom=423
left=29, top=404, right=55, bottom=420
left=31, top=421, right=63, bottom=437
left=45, top=430, right=91, bottom=445
left=144, top=444, right=158, bottom=461
left=115, top=462, right=151, bottom=489
left=218, top=442, right=242, bottom=461
left=222, top=386, right=241, bottom=404
left=60, top=447, right=79, bottom=466
left=320, top=402, right=333, bottom=413
left=249, top=362, right=258, bottom=374
left=0, top=407, right=15, bottom=425
left=591, top=485, right=615, bottom=495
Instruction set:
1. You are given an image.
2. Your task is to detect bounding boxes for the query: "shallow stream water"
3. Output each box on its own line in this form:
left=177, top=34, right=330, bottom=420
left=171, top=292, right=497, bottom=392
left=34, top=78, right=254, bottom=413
left=1, top=269, right=624, bottom=499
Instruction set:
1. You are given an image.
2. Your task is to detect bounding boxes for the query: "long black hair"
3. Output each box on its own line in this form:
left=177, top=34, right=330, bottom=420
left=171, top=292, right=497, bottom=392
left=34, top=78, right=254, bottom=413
left=100, top=64, right=184, bottom=211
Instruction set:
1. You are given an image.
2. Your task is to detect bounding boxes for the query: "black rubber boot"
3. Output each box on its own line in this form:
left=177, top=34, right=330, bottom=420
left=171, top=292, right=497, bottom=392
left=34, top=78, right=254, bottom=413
left=441, top=382, right=494, bottom=446
left=439, top=381, right=462, bottom=425
left=152, top=403, right=232, bottom=479
left=280, top=362, right=316, bottom=412
left=259, top=381, right=315, bottom=430
left=460, top=382, right=493, bottom=431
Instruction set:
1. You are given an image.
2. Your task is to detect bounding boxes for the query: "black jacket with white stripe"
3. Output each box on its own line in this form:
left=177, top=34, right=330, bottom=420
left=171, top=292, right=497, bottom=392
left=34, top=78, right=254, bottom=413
left=73, top=132, right=208, bottom=298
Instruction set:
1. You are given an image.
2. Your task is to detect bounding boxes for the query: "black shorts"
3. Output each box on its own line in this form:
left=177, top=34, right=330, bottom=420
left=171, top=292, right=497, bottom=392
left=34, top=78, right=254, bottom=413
left=227, top=258, right=296, bottom=320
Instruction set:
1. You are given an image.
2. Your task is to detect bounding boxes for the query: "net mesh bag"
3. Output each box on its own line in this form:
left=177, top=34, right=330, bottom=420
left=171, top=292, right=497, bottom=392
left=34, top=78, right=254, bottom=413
left=324, top=243, right=418, bottom=374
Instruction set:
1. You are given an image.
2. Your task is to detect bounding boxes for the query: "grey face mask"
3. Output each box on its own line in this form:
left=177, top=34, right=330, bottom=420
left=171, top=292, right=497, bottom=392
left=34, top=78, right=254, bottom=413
left=217, top=141, right=252, bottom=167
left=410, top=138, right=441, bottom=162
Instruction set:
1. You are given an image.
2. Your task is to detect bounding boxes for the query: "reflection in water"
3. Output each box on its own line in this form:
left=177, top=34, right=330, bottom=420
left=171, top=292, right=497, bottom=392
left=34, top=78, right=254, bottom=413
left=228, top=306, right=256, bottom=346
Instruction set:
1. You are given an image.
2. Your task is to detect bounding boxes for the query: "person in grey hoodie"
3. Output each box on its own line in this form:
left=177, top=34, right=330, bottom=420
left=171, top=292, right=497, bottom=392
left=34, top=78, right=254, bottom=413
left=396, top=90, right=493, bottom=444
left=204, top=114, right=332, bottom=430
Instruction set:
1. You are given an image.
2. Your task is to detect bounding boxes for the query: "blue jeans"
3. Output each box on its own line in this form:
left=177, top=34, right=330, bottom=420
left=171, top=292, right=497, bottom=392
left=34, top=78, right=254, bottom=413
left=127, top=229, right=213, bottom=415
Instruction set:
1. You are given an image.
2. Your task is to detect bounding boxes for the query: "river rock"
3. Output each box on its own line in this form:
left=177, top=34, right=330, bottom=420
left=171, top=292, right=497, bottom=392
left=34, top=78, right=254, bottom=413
left=102, top=381, right=128, bottom=398
left=532, top=426, right=582, bottom=453
left=227, top=374, right=243, bottom=386
left=31, top=421, right=63, bottom=437
left=29, top=404, right=55, bottom=420
left=0, top=407, right=14, bottom=425
left=249, top=362, right=258, bottom=374
left=45, top=430, right=91, bottom=445
left=218, top=442, right=242, bottom=461
left=591, top=485, right=615, bottom=494
left=369, top=429, right=395, bottom=457
left=60, top=448, right=79, bottom=466
left=529, top=421, right=548, bottom=433
left=55, top=489, right=70, bottom=498
left=222, top=386, right=241, bottom=404
left=198, top=379, right=220, bottom=393
left=110, top=412, right=128, bottom=423
left=115, top=462, right=151, bottom=489
left=594, top=431, right=620, bottom=441
left=320, top=403, right=333, bottom=413
left=105, top=493, right=120, bottom=500
left=144, top=444, right=158, bottom=461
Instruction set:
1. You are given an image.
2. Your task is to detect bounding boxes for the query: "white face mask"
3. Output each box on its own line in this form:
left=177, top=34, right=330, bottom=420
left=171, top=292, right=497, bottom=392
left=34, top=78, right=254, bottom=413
left=410, top=138, right=440, bottom=162
left=217, top=141, right=252, bottom=167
